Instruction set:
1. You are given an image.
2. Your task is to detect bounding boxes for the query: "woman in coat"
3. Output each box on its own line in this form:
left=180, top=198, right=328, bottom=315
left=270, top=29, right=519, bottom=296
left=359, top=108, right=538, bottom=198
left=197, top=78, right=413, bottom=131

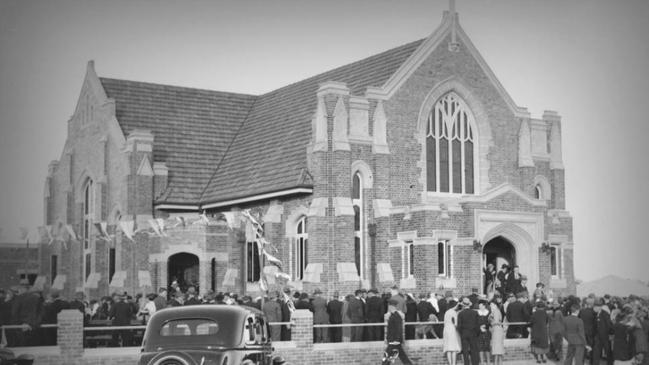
left=530, top=301, right=550, bottom=363
left=547, top=301, right=565, bottom=361
left=443, top=301, right=462, bottom=365
left=477, top=299, right=492, bottom=365
left=341, top=294, right=352, bottom=342
left=405, top=293, right=418, bottom=340
left=489, top=300, right=505, bottom=365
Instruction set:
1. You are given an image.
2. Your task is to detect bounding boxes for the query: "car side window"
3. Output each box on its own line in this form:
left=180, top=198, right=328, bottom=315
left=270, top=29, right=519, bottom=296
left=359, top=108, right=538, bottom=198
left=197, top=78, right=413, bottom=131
left=246, top=317, right=256, bottom=343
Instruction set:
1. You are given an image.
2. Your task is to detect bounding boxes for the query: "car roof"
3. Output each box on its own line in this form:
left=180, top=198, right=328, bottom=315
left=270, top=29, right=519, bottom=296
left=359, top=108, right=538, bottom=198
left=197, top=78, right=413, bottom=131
left=150, top=304, right=264, bottom=323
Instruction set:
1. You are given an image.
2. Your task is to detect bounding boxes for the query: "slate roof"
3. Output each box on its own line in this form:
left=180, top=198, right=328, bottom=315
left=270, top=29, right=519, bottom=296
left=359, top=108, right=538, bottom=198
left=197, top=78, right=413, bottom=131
left=199, top=39, right=424, bottom=205
left=99, top=38, right=424, bottom=208
left=100, top=78, right=257, bottom=204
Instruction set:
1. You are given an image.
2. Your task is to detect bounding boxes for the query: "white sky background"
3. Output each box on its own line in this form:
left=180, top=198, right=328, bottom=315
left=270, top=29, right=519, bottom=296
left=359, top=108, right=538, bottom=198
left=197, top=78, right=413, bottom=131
left=0, top=0, right=647, bottom=282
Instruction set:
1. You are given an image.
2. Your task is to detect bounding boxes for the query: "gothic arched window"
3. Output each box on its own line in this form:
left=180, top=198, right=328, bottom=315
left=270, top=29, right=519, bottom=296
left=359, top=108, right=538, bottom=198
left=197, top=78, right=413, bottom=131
left=82, top=179, right=94, bottom=281
left=295, top=216, right=308, bottom=280
left=426, top=93, right=476, bottom=194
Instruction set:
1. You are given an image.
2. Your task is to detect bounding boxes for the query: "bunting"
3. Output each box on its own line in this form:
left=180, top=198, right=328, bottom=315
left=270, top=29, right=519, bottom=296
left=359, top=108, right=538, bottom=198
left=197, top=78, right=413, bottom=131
left=148, top=219, right=162, bottom=236
left=221, top=212, right=236, bottom=230
left=119, top=221, right=135, bottom=241
left=94, top=222, right=112, bottom=241
left=65, top=225, right=77, bottom=241
left=262, top=248, right=282, bottom=270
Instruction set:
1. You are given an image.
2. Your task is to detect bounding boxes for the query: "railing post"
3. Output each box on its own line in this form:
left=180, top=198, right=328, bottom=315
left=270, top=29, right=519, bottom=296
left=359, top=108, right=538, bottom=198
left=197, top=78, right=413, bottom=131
left=57, top=309, right=84, bottom=362
left=291, top=309, right=313, bottom=349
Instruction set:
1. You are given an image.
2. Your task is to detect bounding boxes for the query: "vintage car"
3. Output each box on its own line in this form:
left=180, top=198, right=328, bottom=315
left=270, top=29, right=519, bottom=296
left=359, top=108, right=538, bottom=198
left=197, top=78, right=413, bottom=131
left=139, top=305, right=277, bottom=365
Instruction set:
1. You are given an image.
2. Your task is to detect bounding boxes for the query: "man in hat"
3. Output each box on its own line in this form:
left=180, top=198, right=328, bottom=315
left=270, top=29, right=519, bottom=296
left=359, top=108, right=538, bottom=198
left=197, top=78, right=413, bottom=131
left=383, top=298, right=412, bottom=365
left=280, top=287, right=294, bottom=341
left=11, top=280, right=43, bottom=346
left=578, top=297, right=596, bottom=360
left=366, top=289, right=385, bottom=341
left=348, top=289, right=365, bottom=342
left=592, top=298, right=613, bottom=365
left=496, top=264, right=509, bottom=297
left=389, top=285, right=407, bottom=314
left=506, top=292, right=531, bottom=338
left=262, top=291, right=282, bottom=341
left=312, top=288, right=329, bottom=343
left=327, top=291, right=343, bottom=342
left=457, top=297, right=480, bottom=365
left=563, top=304, right=588, bottom=365
left=168, top=291, right=183, bottom=307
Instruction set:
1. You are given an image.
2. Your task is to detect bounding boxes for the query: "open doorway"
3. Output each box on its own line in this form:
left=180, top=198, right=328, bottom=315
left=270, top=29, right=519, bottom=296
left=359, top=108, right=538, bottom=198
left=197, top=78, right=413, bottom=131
left=482, top=236, right=516, bottom=294
left=168, top=252, right=199, bottom=293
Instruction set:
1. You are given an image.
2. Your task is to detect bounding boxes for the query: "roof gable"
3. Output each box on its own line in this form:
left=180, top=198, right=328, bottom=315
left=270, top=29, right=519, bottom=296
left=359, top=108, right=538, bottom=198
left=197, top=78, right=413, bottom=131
left=100, top=78, right=257, bottom=204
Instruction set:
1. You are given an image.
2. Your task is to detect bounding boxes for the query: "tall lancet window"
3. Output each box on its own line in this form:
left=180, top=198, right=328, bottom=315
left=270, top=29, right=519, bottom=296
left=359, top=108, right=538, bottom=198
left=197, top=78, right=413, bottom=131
left=295, top=217, right=308, bottom=280
left=352, top=172, right=364, bottom=278
left=82, top=179, right=94, bottom=281
left=426, top=93, right=475, bottom=194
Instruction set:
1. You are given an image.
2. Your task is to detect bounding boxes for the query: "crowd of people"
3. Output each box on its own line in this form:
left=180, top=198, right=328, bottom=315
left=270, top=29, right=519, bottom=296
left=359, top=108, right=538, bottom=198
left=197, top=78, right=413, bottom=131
left=2, top=275, right=649, bottom=365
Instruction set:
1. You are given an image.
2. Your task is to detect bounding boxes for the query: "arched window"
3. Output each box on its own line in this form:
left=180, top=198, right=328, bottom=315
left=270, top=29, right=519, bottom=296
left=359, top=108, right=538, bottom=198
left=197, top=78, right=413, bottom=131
left=352, top=172, right=364, bottom=279
left=534, top=185, right=543, bottom=200
left=82, top=179, right=94, bottom=281
left=295, top=217, right=308, bottom=280
left=426, top=93, right=475, bottom=194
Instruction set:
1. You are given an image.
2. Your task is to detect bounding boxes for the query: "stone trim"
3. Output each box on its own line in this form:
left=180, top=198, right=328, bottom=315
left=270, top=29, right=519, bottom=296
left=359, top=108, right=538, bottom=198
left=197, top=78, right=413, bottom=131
left=307, top=198, right=327, bottom=217
left=351, top=160, right=373, bottom=189
left=332, top=96, right=350, bottom=151
left=285, top=205, right=309, bottom=237
left=333, top=197, right=354, bottom=216
left=461, top=182, right=547, bottom=208
left=372, top=199, right=392, bottom=218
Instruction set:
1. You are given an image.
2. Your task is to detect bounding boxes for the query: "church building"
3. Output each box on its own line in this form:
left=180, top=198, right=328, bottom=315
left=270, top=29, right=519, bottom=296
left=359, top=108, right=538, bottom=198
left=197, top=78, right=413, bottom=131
left=39, top=9, right=575, bottom=299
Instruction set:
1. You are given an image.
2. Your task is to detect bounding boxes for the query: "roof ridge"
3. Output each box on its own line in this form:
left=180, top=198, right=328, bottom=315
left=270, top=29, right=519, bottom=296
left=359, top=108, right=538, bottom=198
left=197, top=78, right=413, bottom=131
left=99, top=77, right=258, bottom=98
left=259, top=38, right=425, bottom=98
left=198, top=97, right=259, bottom=205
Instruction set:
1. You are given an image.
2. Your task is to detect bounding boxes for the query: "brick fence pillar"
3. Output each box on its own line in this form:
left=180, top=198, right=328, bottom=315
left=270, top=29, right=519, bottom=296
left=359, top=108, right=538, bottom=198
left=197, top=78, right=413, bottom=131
left=291, top=309, right=313, bottom=349
left=57, top=309, right=84, bottom=362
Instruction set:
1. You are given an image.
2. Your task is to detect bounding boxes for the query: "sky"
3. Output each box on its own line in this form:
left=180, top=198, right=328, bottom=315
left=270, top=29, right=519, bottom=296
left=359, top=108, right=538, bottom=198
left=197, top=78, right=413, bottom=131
left=0, top=0, right=648, bottom=283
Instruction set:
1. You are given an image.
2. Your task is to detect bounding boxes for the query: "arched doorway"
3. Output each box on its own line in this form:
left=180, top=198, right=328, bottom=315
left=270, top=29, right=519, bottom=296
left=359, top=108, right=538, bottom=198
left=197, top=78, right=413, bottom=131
left=482, top=236, right=516, bottom=294
left=168, top=252, right=199, bottom=293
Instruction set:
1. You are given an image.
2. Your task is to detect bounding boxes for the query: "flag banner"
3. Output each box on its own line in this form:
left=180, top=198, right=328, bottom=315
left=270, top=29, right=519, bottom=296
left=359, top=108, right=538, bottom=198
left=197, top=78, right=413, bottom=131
left=148, top=219, right=162, bottom=236
left=119, top=221, right=135, bottom=241
left=176, top=216, right=186, bottom=228
left=275, top=272, right=291, bottom=282
left=94, top=222, right=110, bottom=240
left=259, top=275, right=268, bottom=292
left=222, top=212, right=236, bottom=229
left=65, top=225, right=77, bottom=241
left=262, top=248, right=282, bottom=270
left=155, top=218, right=168, bottom=236
left=242, top=210, right=263, bottom=235
left=45, top=225, right=54, bottom=244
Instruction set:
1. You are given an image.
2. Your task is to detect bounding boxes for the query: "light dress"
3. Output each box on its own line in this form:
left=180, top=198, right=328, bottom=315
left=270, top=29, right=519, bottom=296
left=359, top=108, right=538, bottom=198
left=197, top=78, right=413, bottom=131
left=443, top=309, right=461, bottom=353
left=490, top=307, right=505, bottom=355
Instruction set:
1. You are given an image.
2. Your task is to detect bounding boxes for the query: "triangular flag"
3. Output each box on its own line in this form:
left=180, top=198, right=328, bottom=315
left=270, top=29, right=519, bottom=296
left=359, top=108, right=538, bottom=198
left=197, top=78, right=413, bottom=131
left=259, top=275, right=268, bottom=292
left=275, top=272, right=291, bottom=282
left=148, top=219, right=162, bottom=236
left=119, top=221, right=135, bottom=241
left=155, top=218, right=168, bottom=236
left=262, top=248, right=282, bottom=270
left=65, top=225, right=77, bottom=241
left=192, top=213, right=210, bottom=226
left=222, top=212, right=236, bottom=230
left=176, top=216, right=186, bottom=228
left=94, top=222, right=111, bottom=241
left=45, top=225, right=54, bottom=244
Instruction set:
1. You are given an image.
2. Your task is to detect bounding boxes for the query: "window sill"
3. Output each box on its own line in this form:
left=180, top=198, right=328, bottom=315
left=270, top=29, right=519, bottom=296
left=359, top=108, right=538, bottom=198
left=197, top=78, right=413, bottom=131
left=549, top=277, right=566, bottom=289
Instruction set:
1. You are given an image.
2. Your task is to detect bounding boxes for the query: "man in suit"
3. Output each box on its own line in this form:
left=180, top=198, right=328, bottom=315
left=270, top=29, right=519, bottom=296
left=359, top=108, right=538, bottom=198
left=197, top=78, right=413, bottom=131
left=579, top=298, right=597, bottom=360
left=311, top=288, right=329, bottom=343
left=280, top=287, right=294, bottom=341
left=383, top=298, right=412, bottom=365
left=262, top=291, right=282, bottom=341
left=109, top=293, right=134, bottom=346
left=183, top=286, right=201, bottom=305
left=366, top=289, right=385, bottom=341
left=592, top=298, right=613, bottom=365
left=347, top=289, right=365, bottom=342
left=11, top=281, right=43, bottom=346
left=389, top=285, right=407, bottom=314
left=416, top=293, right=436, bottom=339
left=326, top=291, right=343, bottom=342
left=457, top=297, right=480, bottom=365
left=563, top=304, right=589, bottom=365
left=506, top=292, right=531, bottom=338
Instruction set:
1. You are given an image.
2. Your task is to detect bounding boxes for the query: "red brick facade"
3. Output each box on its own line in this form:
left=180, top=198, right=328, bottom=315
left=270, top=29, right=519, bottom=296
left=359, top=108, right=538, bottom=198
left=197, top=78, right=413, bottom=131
left=35, top=11, right=575, bottom=300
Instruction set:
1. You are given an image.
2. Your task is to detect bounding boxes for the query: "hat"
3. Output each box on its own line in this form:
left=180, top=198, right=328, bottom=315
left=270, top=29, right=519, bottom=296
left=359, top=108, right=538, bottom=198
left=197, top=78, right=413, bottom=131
left=594, top=298, right=605, bottom=307
left=391, top=284, right=399, bottom=290
left=187, top=287, right=196, bottom=294
left=461, top=297, right=472, bottom=306
left=387, top=298, right=399, bottom=307
left=283, top=287, right=291, bottom=294
left=158, top=287, right=167, bottom=293
left=520, top=275, right=527, bottom=281
left=369, top=288, right=378, bottom=294
left=313, top=288, right=322, bottom=295
left=535, top=301, right=546, bottom=309
left=536, top=282, right=545, bottom=288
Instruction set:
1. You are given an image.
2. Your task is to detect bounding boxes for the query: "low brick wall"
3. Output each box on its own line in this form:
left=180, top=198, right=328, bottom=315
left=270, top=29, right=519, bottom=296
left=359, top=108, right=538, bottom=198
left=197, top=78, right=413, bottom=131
left=7, top=309, right=549, bottom=365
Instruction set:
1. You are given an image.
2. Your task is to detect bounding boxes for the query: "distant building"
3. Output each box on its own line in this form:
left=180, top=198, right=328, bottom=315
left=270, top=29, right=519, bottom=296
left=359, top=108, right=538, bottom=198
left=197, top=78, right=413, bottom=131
left=0, top=243, right=40, bottom=291
left=37, top=9, right=574, bottom=299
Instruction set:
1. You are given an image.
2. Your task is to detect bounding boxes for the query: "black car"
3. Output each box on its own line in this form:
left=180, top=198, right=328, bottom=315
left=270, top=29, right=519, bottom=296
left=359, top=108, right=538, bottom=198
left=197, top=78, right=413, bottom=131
left=139, top=305, right=276, bottom=365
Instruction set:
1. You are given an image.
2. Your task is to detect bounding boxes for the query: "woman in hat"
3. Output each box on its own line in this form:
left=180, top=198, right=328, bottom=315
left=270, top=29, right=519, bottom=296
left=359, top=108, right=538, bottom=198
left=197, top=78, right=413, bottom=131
left=530, top=301, right=550, bottom=363
left=547, top=301, right=564, bottom=361
left=443, top=301, right=462, bottom=365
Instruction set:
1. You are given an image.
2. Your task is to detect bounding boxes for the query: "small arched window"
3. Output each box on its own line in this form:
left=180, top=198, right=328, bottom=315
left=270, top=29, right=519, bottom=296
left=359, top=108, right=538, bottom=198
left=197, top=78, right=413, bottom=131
left=295, top=216, right=308, bottom=280
left=426, top=93, right=476, bottom=194
left=534, top=185, right=543, bottom=200
left=82, top=179, right=94, bottom=281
